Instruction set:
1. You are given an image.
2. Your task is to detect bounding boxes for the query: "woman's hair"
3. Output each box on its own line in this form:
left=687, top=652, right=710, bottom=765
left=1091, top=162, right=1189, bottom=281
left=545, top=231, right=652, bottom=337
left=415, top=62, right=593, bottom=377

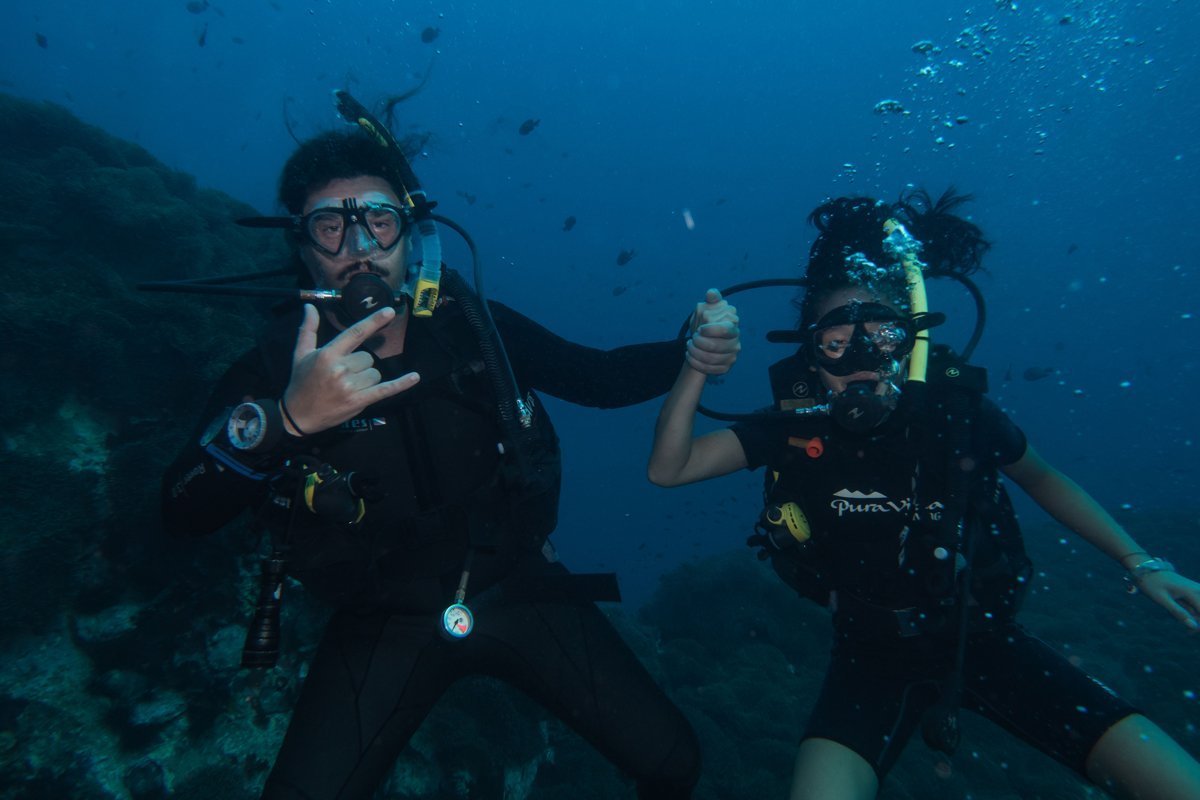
left=796, top=187, right=990, bottom=328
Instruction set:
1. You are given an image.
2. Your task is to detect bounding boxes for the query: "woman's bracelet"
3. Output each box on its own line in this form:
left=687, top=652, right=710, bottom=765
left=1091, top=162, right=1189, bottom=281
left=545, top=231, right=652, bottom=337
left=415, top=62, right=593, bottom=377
left=1123, top=557, right=1176, bottom=594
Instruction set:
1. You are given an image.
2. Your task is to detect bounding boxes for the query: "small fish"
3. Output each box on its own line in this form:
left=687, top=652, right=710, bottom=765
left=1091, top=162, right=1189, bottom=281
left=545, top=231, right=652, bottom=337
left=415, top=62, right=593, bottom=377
left=456, top=190, right=477, bottom=206
left=1066, top=243, right=1078, bottom=256
left=616, top=249, right=637, bottom=266
left=518, top=118, right=540, bottom=135
left=35, top=32, right=48, bottom=49
left=197, top=23, right=208, bottom=47
left=186, top=0, right=209, bottom=13
left=232, top=36, right=245, bottom=44
left=1022, top=366, right=1057, bottom=381
left=1003, top=365, right=1013, bottom=382
left=612, top=286, right=628, bottom=296
left=562, top=216, right=576, bottom=232
left=421, top=27, right=440, bottom=43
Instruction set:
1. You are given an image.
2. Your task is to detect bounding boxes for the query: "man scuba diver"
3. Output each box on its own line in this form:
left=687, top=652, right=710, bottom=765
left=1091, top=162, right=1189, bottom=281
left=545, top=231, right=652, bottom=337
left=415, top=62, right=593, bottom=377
left=650, top=191, right=1200, bottom=800
left=160, top=96, right=740, bottom=799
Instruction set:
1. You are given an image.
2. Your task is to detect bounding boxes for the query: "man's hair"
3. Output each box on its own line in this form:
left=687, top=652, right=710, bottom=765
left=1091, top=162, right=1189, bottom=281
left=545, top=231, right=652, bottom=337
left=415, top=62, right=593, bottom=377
left=796, top=187, right=990, bottom=328
left=277, top=130, right=407, bottom=214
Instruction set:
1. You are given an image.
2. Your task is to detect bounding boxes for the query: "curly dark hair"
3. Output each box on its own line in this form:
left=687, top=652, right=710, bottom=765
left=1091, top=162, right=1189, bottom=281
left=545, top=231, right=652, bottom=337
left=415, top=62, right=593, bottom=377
left=277, top=130, right=410, bottom=214
left=896, top=187, right=990, bottom=276
left=796, top=187, right=989, bottom=328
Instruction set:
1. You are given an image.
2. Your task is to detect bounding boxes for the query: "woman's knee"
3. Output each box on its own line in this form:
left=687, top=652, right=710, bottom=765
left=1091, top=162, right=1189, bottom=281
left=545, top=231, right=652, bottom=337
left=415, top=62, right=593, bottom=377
left=790, top=737, right=878, bottom=800
left=1085, top=713, right=1200, bottom=800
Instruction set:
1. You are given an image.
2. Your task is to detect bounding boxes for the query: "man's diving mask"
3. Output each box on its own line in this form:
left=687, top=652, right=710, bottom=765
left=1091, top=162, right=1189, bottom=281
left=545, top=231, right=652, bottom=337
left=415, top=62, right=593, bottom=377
left=809, top=302, right=915, bottom=378
left=300, top=199, right=409, bottom=256
left=240, top=199, right=410, bottom=257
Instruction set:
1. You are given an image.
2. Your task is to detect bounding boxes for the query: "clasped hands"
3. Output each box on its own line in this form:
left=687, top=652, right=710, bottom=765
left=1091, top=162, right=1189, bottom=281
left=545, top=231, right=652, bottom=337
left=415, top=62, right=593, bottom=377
left=687, top=288, right=741, bottom=376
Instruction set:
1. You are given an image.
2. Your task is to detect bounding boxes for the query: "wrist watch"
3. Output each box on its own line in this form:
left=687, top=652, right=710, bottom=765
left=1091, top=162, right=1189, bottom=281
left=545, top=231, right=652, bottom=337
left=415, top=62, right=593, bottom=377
left=226, top=401, right=283, bottom=452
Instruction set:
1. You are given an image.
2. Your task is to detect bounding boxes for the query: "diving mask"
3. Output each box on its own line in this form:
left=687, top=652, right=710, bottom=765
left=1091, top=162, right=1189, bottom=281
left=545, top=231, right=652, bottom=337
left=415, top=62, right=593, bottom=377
left=240, top=199, right=409, bottom=257
left=809, top=302, right=914, bottom=378
left=301, top=199, right=408, bottom=256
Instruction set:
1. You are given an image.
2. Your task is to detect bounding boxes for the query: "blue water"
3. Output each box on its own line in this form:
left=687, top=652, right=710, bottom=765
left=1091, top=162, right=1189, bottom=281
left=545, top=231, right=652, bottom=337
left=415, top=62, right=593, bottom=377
left=4, top=0, right=1198, bottom=603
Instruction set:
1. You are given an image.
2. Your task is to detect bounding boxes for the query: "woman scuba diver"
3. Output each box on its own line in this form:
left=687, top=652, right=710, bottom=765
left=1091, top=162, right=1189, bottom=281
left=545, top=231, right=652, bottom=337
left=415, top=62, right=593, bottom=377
left=648, top=190, right=1200, bottom=799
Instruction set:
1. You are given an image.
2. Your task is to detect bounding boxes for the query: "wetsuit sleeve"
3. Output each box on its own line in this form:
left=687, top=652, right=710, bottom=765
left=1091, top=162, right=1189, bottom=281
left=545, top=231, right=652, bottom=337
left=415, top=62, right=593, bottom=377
left=730, top=416, right=788, bottom=470
left=160, top=348, right=283, bottom=537
left=977, top=396, right=1028, bottom=467
left=488, top=300, right=686, bottom=408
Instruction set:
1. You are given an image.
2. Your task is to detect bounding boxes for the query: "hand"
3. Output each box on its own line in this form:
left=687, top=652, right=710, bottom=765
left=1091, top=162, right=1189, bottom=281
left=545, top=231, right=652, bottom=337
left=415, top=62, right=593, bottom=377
left=686, top=288, right=740, bottom=375
left=1136, top=570, right=1200, bottom=632
left=283, top=304, right=420, bottom=435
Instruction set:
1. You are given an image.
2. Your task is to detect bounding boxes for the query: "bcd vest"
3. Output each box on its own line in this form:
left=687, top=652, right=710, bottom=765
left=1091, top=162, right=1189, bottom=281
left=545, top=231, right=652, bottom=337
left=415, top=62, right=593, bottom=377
left=759, top=346, right=1032, bottom=637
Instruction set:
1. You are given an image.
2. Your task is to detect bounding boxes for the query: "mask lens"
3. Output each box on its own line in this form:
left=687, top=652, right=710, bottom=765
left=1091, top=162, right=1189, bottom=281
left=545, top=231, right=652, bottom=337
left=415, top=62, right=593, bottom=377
left=306, top=211, right=347, bottom=254
left=302, top=204, right=407, bottom=255
left=364, top=207, right=403, bottom=250
left=866, top=321, right=907, bottom=353
left=814, top=325, right=854, bottom=359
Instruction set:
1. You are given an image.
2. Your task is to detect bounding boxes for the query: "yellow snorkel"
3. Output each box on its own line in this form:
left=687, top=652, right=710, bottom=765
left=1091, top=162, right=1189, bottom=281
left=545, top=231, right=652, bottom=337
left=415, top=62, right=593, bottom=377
left=882, top=218, right=930, bottom=385
left=334, top=90, right=442, bottom=317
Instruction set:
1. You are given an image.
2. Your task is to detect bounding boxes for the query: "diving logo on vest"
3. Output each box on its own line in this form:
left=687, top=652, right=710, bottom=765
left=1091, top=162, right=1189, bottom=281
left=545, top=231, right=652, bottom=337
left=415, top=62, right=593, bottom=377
left=830, top=488, right=944, bottom=520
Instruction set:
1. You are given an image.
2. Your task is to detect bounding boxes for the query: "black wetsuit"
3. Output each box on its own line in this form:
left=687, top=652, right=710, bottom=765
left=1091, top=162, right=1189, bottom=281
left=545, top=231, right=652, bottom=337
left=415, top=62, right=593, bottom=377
left=732, top=387, right=1135, bottom=780
left=163, top=298, right=700, bottom=799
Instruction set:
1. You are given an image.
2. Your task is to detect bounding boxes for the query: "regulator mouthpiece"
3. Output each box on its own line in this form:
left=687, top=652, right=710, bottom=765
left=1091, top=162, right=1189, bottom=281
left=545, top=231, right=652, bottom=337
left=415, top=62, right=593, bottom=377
left=831, top=381, right=896, bottom=433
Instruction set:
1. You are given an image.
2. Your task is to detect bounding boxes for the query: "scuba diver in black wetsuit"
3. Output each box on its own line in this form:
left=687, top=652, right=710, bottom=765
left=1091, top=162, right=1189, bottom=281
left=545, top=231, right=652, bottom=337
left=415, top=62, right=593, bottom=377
left=159, top=99, right=740, bottom=799
left=650, top=191, right=1200, bottom=800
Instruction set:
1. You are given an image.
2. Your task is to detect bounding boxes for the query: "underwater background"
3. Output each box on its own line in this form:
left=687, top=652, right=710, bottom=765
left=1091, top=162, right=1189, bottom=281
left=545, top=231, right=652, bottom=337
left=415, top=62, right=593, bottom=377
left=0, top=0, right=1197, bottom=797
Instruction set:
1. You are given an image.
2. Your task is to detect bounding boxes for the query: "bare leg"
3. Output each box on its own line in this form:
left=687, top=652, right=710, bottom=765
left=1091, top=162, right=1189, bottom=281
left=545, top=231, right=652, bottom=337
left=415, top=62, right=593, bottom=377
left=1086, top=714, right=1200, bottom=800
left=790, top=737, right=879, bottom=800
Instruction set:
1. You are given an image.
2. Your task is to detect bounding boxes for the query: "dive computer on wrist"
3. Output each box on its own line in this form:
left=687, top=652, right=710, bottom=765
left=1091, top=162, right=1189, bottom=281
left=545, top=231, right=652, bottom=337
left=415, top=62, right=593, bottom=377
left=227, top=401, right=283, bottom=452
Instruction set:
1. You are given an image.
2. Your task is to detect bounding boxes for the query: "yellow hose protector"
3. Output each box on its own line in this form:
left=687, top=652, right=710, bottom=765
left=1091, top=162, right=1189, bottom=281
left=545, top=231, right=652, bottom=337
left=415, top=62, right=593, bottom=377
left=882, top=219, right=930, bottom=384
